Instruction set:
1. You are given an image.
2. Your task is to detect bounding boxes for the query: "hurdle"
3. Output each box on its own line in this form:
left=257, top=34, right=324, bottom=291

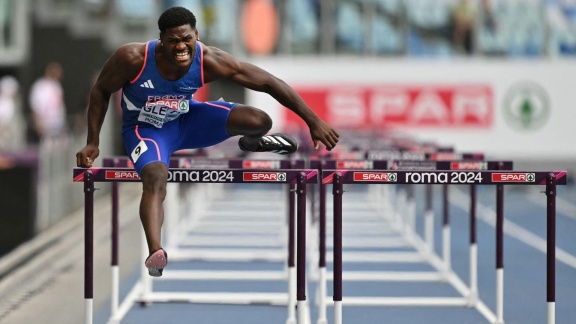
left=323, top=169, right=566, bottom=324
left=74, top=166, right=317, bottom=324
left=311, top=158, right=514, bottom=323
left=102, top=157, right=306, bottom=322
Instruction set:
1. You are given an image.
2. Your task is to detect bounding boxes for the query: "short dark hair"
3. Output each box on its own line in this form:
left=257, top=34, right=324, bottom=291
left=158, top=7, right=196, bottom=33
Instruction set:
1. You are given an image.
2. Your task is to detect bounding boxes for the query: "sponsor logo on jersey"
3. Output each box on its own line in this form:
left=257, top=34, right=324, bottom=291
left=140, top=80, right=154, bottom=89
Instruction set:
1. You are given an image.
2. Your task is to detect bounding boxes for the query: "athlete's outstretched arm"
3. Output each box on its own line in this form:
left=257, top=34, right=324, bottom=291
left=203, top=46, right=339, bottom=151
left=76, top=44, right=144, bottom=167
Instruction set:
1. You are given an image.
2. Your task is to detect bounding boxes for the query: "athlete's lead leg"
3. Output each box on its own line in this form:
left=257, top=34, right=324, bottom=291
left=226, top=104, right=272, bottom=150
left=227, top=104, right=298, bottom=155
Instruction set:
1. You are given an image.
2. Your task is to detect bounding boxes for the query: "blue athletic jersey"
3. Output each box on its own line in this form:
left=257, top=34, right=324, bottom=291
left=119, top=40, right=237, bottom=174
left=121, top=40, right=204, bottom=131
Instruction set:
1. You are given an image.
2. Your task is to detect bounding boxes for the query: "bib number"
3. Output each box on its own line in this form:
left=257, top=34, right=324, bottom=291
left=131, top=140, right=148, bottom=162
left=138, top=99, right=190, bottom=128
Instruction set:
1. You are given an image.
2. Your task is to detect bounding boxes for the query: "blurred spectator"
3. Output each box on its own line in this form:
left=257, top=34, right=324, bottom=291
left=0, top=0, right=12, bottom=47
left=372, top=0, right=403, bottom=55
left=480, top=0, right=496, bottom=34
left=406, top=0, right=454, bottom=57
left=290, top=0, right=319, bottom=52
left=450, top=0, right=476, bottom=55
left=207, top=0, right=236, bottom=47
left=0, top=75, right=24, bottom=150
left=29, top=62, right=67, bottom=140
left=336, top=2, right=364, bottom=53
left=546, top=0, right=576, bottom=56
left=162, top=0, right=238, bottom=49
left=476, top=0, right=502, bottom=55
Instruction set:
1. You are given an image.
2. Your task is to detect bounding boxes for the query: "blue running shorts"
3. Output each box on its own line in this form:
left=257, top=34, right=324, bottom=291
left=122, top=100, right=237, bottom=175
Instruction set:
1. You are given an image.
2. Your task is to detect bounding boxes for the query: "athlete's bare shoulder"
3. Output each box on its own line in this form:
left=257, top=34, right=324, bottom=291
left=201, top=43, right=241, bottom=82
left=108, top=42, right=148, bottom=81
left=202, top=44, right=233, bottom=63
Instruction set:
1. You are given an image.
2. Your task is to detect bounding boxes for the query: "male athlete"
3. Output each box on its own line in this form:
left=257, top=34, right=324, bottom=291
left=76, top=7, right=339, bottom=276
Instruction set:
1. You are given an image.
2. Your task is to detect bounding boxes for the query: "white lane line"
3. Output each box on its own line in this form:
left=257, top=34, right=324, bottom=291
left=450, top=188, right=576, bottom=270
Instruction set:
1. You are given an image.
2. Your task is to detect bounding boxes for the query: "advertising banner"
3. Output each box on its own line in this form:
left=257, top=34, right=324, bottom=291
left=246, top=58, right=576, bottom=160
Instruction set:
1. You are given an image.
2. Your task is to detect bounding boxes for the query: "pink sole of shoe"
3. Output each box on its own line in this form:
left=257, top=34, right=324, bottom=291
left=145, top=249, right=167, bottom=276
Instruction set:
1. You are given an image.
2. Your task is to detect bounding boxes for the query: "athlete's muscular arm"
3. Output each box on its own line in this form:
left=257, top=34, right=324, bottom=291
left=76, top=43, right=145, bottom=168
left=202, top=45, right=339, bottom=150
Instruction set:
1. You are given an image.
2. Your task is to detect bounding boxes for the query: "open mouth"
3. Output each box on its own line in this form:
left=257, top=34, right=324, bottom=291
left=175, top=51, right=190, bottom=62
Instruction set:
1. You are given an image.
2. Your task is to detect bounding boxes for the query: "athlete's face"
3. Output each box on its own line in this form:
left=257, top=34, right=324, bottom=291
left=160, top=25, right=198, bottom=67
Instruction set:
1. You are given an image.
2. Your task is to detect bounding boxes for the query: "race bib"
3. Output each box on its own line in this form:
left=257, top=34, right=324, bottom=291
left=138, top=99, right=190, bottom=128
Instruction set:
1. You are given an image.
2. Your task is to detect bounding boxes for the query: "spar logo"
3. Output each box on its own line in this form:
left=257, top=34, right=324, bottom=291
left=286, top=85, right=493, bottom=129
left=105, top=170, right=140, bottom=180
left=492, top=173, right=535, bottom=182
left=178, top=100, right=189, bottom=112
left=243, top=172, right=287, bottom=181
left=242, top=160, right=281, bottom=169
left=450, top=162, right=488, bottom=170
left=353, top=172, right=397, bottom=182
left=503, top=82, right=550, bottom=131
left=336, top=160, right=373, bottom=169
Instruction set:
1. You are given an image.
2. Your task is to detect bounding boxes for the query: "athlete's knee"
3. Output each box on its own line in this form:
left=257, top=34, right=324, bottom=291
left=252, top=109, right=273, bottom=132
left=228, top=105, right=272, bottom=136
left=140, top=162, right=168, bottom=197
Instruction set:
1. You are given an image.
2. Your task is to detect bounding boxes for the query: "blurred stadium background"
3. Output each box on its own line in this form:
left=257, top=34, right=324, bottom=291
left=0, top=0, right=575, bottom=321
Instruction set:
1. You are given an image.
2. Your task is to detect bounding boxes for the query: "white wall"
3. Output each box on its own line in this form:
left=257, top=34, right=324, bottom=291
left=246, top=57, right=576, bottom=162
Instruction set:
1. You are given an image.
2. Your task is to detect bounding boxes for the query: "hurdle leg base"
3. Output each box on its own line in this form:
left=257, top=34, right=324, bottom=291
left=85, top=299, right=93, bottom=324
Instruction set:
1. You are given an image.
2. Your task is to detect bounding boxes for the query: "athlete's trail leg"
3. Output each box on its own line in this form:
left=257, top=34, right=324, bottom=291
left=139, top=162, right=168, bottom=254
